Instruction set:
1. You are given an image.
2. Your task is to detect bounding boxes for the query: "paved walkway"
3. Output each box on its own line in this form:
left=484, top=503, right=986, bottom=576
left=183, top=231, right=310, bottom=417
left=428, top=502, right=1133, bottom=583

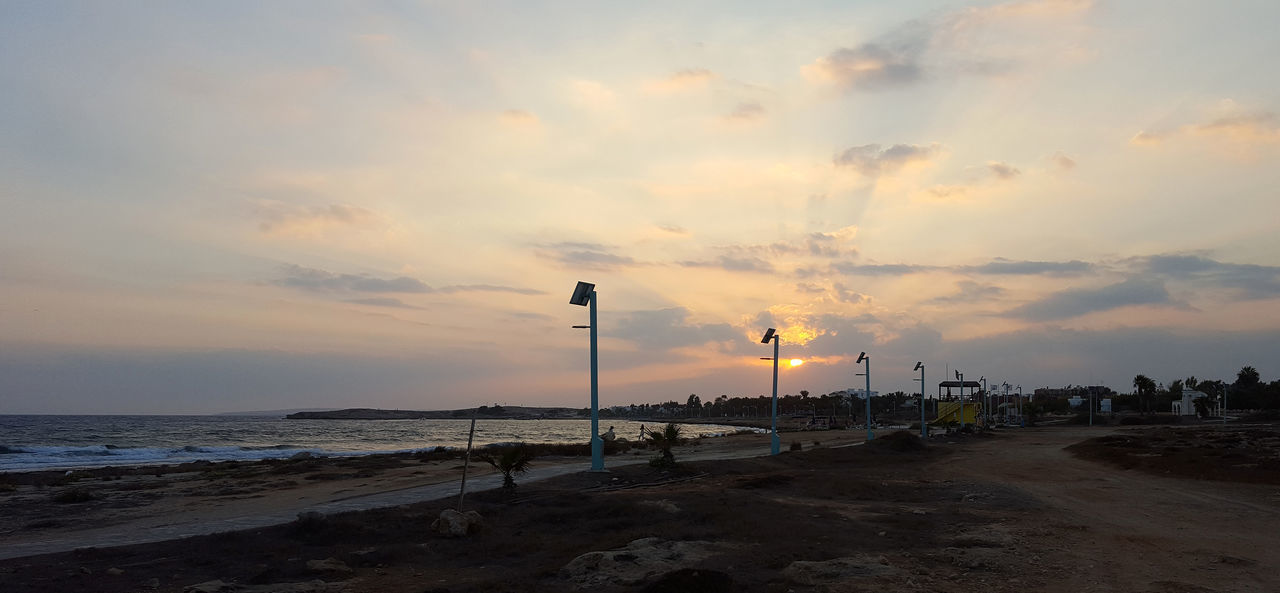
left=2, top=440, right=841, bottom=560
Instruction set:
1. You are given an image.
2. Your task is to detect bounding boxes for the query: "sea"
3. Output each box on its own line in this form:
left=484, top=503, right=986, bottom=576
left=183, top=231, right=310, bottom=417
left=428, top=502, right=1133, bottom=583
left=0, top=415, right=757, bottom=473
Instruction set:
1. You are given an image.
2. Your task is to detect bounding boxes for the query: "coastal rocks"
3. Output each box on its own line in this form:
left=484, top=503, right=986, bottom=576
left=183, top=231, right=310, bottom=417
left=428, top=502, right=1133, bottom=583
left=306, top=557, right=353, bottom=574
left=782, top=555, right=900, bottom=585
left=430, top=509, right=484, bottom=536
left=560, top=537, right=729, bottom=589
left=638, top=499, right=681, bottom=513
left=183, top=579, right=347, bottom=593
left=184, top=580, right=234, bottom=593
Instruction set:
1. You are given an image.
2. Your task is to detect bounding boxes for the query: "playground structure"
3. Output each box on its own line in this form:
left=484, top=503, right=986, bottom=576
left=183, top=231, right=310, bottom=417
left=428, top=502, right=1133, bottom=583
left=934, top=401, right=981, bottom=425
left=927, top=379, right=1025, bottom=428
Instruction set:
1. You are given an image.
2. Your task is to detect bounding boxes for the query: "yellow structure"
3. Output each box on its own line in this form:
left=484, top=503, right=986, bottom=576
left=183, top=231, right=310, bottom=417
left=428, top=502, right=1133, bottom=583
left=934, top=401, right=981, bottom=425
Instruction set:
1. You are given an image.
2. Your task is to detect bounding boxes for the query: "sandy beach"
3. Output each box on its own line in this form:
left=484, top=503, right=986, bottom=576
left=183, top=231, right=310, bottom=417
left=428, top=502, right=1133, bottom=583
left=2, top=423, right=1278, bottom=592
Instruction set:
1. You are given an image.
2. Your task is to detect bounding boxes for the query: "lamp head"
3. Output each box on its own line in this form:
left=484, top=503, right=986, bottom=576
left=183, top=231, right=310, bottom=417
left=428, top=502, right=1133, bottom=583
left=913, top=361, right=923, bottom=371
left=760, top=327, right=776, bottom=344
left=855, top=351, right=866, bottom=363
left=569, top=281, right=595, bottom=306
left=955, top=370, right=961, bottom=380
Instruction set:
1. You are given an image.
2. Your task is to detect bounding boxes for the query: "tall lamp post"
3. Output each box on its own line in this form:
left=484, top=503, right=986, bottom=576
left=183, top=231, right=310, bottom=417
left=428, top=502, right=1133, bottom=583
left=1017, top=384, right=1023, bottom=427
left=980, top=376, right=987, bottom=427
left=569, top=281, right=604, bottom=472
left=955, top=370, right=965, bottom=429
left=857, top=351, right=872, bottom=440
left=914, top=361, right=926, bottom=439
left=760, top=328, right=780, bottom=455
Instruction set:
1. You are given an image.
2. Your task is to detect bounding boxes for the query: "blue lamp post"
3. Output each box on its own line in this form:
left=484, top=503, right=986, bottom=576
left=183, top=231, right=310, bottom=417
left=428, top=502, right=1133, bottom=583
left=856, top=351, right=872, bottom=440
left=570, top=281, right=604, bottom=472
left=760, top=328, right=780, bottom=455
left=914, top=361, right=926, bottom=439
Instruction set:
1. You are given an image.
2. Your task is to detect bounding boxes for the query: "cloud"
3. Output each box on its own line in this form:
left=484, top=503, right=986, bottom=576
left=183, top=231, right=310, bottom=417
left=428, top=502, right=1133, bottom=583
left=610, top=307, right=737, bottom=349
left=834, top=143, right=942, bottom=176
left=807, top=1, right=1094, bottom=92
left=656, top=224, right=689, bottom=235
left=929, top=280, right=1007, bottom=305
left=437, top=284, right=547, bottom=296
left=1138, top=254, right=1280, bottom=300
left=725, top=102, right=765, bottom=122
left=832, top=283, right=868, bottom=304
left=499, top=109, right=539, bottom=127
left=679, top=255, right=775, bottom=273
left=806, top=227, right=859, bottom=258
left=986, top=161, right=1021, bottom=179
left=1050, top=152, right=1077, bottom=170
left=255, top=202, right=378, bottom=236
left=1193, top=112, right=1280, bottom=144
left=1005, top=277, right=1172, bottom=321
left=966, top=258, right=1093, bottom=276
left=538, top=242, right=639, bottom=270
left=829, top=262, right=930, bottom=276
left=569, top=80, right=618, bottom=111
left=273, top=264, right=431, bottom=293
left=645, top=68, right=715, bottom=93
left=344, top=297, right=422, bottom=309
left=1132, top=111, right=1280, bottom=148
left=805, top=42, right=924, bottom=90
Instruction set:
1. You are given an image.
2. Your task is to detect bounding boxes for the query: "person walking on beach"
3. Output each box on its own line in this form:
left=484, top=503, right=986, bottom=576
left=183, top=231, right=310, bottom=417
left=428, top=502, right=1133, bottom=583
left=603, top=426, right=616, bottom=441
left=639, top=424, right=646, bottom=440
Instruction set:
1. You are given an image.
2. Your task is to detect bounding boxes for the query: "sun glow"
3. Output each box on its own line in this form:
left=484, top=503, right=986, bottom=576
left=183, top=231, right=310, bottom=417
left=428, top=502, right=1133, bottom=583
left=789, top=359, right=804, bottom=367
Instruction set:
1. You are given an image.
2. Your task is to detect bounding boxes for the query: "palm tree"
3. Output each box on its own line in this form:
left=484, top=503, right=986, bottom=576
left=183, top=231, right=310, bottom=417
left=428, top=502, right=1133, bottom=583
left=477, top=444, right=534, bottom=494
left=1133, top=374, right=1156, bottom=414
left=646, top=423, right=683, bottom=468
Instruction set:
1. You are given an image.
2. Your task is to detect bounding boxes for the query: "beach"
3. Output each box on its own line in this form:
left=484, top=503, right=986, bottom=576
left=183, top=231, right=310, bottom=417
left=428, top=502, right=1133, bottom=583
left=2, top=424, right=1279, bottom=592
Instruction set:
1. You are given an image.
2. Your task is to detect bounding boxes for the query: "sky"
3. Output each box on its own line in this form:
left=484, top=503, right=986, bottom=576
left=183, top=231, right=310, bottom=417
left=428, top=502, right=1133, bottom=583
left=2, top=0, right=1279, bottom=414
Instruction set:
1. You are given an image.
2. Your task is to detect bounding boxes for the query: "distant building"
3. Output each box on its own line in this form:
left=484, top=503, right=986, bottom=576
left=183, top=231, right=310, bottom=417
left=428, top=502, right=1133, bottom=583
left=1034, top=385, right=1115, bottom=400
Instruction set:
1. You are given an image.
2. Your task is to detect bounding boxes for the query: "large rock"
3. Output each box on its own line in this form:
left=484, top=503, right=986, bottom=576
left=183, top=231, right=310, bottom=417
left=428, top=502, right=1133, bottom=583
left=560, top=537, right=730, bottom=589
left=782, top=555, right=900, bottom=585
left=430, top=509, right=484, bottom=536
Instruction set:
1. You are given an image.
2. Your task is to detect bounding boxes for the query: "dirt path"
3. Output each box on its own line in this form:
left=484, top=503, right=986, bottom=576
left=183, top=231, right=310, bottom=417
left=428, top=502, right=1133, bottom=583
left=937, top=426, right=1280, bottom=593
left=0, top=430, right=866, bottom=561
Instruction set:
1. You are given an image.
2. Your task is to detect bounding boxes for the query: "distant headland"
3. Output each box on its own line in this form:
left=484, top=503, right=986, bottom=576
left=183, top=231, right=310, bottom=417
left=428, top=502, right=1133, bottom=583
left=285, top=405, right=583, bottom=420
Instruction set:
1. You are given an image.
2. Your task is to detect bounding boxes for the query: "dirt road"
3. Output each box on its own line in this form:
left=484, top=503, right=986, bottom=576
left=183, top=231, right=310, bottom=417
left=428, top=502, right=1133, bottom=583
left=936, top=426, right=1280, bottom=593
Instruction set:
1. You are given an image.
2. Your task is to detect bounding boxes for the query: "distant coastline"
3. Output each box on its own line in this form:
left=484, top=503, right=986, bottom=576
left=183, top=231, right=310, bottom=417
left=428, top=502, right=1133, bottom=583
left=285, top=406, right=583, bottom=420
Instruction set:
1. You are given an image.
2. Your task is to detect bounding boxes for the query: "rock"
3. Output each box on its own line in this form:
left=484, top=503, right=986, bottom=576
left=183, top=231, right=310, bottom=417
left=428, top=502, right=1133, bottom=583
left=306, top=558, right=353, bottom=573
left=184, top=580, right=234, bottom=593
left=782, top=556, right=900, bottom=585
left=639, top=499, right=681, bottom=513
left=106, top=567, right=124, bottom=576
left=430, top=509, right=484, bottom=536
left=561, top=538, right=731, bottom=589
left=146, top=577, right=161, bottom=589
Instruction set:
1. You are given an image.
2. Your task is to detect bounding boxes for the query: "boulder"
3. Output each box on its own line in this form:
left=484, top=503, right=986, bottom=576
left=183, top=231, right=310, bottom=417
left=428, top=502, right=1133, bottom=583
left=430, top=509, right=483, bottom=536
left=782, top=555, right=900, bottom=585
left=561, top=537, right=729, bottom=589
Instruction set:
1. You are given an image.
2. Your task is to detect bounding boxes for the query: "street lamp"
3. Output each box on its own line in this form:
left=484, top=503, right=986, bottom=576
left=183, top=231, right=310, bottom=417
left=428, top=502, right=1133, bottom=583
left=1017, top=384, right=1023, bottom=427
left=569, top=281, right=604, bottom=472
left=760, top=328, right=780, bottom=455
left=857, top=351, right=872, bottom=440
left=955, top=370, right=965, bottom=430
left=914, top=361, right=926, bottom=439
left=980, top=376, right=987, bottom=427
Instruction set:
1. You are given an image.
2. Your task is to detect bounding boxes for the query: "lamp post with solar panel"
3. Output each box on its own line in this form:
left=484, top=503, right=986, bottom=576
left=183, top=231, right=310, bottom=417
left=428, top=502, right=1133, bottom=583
left=569, top=281, right=604, bottom=472
left=760, top=328, right=781, bottom=455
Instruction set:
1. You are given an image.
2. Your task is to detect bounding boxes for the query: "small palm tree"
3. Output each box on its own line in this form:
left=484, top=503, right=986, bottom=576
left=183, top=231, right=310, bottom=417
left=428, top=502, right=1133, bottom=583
left=478, top=444, right=534, bottom=494
left=646, top=423, right=683, bottom=468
